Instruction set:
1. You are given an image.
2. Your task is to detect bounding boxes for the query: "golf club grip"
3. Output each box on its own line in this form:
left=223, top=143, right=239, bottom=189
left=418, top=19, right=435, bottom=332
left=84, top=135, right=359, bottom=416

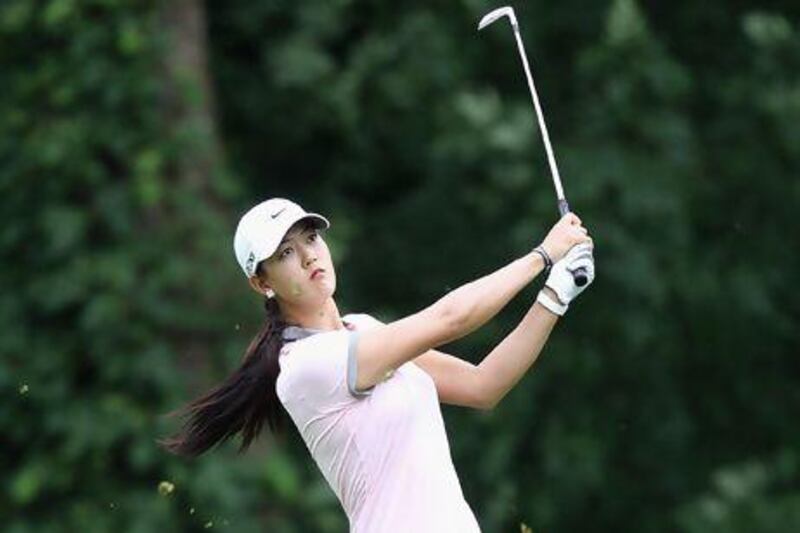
left=557, top=199, right=589, bottom=287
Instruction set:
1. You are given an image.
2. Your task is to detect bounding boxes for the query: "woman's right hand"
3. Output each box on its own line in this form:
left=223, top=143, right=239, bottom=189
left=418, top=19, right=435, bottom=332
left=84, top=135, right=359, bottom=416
left=539, top=213, right=591, bottom=262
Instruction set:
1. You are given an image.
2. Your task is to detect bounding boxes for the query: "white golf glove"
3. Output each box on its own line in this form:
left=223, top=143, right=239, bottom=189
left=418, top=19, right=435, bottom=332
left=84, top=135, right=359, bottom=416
left=537, top=242, right=595, bottom=316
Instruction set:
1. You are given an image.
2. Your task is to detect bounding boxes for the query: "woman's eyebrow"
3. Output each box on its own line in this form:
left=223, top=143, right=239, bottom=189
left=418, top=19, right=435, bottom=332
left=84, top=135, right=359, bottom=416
left=279, top=227, right=314, bottom=246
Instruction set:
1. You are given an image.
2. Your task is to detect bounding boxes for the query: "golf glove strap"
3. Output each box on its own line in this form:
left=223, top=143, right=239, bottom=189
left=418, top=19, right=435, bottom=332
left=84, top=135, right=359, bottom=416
left=542, top=243, right=596, bottom=314
left=537, top=290, right=568, bottom=316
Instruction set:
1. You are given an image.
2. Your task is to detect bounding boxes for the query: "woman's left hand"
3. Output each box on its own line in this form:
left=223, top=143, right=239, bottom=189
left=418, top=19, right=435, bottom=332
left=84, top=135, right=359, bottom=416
left=538, top=242, right=595, bottom=316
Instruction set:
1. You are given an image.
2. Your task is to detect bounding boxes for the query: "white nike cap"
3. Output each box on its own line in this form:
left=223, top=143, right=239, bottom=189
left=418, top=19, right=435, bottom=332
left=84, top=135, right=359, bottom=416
left=233, top=198, right=330, bottom=278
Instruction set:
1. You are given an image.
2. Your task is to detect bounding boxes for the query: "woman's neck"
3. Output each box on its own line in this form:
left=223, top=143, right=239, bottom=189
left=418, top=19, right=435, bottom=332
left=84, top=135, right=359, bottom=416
left=280, top=297, right=344, bottom=332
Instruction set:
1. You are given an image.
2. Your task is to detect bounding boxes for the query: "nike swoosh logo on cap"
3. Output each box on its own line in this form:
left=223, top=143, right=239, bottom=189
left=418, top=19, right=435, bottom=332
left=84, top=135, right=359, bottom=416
left=270, top=207, right=287, bottom=219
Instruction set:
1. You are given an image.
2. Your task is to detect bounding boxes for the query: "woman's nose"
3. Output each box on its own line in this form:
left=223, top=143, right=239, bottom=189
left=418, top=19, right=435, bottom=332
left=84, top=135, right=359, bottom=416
left=302, top=253, right=317, bottom=268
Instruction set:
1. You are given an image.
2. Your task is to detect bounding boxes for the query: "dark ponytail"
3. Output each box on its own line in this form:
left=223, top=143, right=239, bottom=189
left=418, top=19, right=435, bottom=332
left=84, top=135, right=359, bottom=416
left=159, top=296, right=288, bottom=457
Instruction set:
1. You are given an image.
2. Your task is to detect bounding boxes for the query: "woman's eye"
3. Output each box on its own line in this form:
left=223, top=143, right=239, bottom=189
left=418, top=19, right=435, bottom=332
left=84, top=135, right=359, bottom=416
left=308, top=232, right=318, bottom=242
left=279, top=248, right=293, bottom=259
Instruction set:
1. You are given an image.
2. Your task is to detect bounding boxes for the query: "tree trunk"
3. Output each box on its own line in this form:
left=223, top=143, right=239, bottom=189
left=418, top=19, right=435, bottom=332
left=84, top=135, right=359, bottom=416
left=159, top=0, right=223, bottom=198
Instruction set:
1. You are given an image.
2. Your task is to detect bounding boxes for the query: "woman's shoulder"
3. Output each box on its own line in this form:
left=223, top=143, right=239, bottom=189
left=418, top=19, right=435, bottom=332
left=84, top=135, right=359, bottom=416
left=281, top=327, right=346, bottom=358
left=342, top=312, right=384, bottom=330
left=279, top=313, right=382, bottom=365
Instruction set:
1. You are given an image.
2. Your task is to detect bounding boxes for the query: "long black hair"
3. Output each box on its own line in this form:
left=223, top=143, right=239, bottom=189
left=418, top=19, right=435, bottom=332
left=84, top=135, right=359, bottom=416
left=158, top=286, right=288, bottom=457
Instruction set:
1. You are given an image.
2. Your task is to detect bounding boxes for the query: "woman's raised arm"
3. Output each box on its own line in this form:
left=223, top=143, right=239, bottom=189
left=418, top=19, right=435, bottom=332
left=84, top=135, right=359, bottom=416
left=353, top=213, right=589, bottom=392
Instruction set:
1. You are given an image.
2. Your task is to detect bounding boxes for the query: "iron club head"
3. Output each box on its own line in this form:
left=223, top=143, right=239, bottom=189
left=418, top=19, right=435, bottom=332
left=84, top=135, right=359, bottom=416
left=477, top=6, right=517, bottom=31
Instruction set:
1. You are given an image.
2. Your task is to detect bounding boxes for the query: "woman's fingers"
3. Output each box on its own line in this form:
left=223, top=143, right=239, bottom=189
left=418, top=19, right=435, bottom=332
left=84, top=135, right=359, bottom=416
left=541, top=213, right=593, bottom=262
left=570, top=226, right=591, bottom=245
left=561, top=212, right=582, bottom=226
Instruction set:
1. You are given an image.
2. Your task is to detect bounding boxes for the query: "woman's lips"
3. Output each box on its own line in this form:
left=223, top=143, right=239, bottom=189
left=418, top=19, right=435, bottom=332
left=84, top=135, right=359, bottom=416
left=310, top=268, right=325, bottom=279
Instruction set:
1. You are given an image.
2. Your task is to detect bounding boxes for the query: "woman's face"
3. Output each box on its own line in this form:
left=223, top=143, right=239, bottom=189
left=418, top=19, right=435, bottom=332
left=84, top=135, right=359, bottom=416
left=253, top=221, right=336, bottom=306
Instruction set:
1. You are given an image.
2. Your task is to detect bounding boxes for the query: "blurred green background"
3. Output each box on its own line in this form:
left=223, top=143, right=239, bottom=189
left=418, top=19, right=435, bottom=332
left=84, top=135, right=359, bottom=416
left=2, top=0, right=798, bottom=531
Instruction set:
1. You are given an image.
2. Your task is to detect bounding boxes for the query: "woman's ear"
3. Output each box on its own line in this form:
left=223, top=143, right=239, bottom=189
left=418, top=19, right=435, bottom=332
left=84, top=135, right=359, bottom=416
left=247, top=275, right=273, bottom=297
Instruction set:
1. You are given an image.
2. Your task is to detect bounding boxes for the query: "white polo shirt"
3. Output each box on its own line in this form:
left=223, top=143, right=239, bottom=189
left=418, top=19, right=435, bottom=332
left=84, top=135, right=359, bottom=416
left=275, top=313, right=481, bottom=532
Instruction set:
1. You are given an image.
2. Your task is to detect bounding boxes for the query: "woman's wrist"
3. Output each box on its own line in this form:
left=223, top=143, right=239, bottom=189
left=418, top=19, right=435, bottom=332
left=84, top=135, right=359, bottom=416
left=531, top=244, right=553, bottom=276
left=520, top=249, right=546, bottom=281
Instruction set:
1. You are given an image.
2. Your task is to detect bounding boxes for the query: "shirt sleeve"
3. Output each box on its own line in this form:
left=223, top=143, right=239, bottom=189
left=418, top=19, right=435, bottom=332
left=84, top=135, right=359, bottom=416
left=346, top=328, right=374, bottom=397
left=280, top=329, right=372, bottom=415
left=344, top=312, right=386, bottom=329
left=343, top=313, right=390, bottom=397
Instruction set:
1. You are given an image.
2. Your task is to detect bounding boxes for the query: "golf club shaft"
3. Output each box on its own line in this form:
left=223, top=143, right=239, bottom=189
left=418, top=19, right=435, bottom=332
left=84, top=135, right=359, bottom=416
left=511, top=27, right=565, bottom=202
left=510, top=24, right=588, bottom=286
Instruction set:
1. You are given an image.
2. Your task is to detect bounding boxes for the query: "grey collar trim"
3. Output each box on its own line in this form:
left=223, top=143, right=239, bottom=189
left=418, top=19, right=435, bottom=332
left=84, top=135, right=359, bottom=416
left=282, top=321, right=352, bottom=342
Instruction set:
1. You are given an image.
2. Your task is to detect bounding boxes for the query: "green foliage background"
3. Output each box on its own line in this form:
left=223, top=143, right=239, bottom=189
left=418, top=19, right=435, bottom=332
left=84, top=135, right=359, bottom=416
left=2, top=0, right=798, bottom=531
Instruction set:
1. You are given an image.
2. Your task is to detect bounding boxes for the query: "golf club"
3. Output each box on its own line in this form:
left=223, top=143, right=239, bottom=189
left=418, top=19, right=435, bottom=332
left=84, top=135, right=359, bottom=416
left=478, top=6, right=588, bottom=286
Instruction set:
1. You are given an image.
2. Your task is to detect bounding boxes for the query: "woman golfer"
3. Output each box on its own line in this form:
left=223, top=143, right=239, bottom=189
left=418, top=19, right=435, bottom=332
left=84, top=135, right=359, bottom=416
left=161, top=197, right=594, bottom=532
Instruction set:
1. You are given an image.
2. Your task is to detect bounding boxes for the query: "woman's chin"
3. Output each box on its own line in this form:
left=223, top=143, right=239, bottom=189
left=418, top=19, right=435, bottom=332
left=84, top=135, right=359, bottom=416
left=306, top=279, right=336, bottom=303
left=317, top=276, right=336, bottom=295
left=319, top=284, right=336, bottom=301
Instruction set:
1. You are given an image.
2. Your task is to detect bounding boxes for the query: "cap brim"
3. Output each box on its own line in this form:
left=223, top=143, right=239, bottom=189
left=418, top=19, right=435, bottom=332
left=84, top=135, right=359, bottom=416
left=253, top=212, right=330, bottom=266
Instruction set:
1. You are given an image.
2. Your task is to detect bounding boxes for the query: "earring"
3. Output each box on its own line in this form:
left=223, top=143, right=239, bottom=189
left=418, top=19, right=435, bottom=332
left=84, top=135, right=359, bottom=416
left=265, top=289, right=275, bottom=299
